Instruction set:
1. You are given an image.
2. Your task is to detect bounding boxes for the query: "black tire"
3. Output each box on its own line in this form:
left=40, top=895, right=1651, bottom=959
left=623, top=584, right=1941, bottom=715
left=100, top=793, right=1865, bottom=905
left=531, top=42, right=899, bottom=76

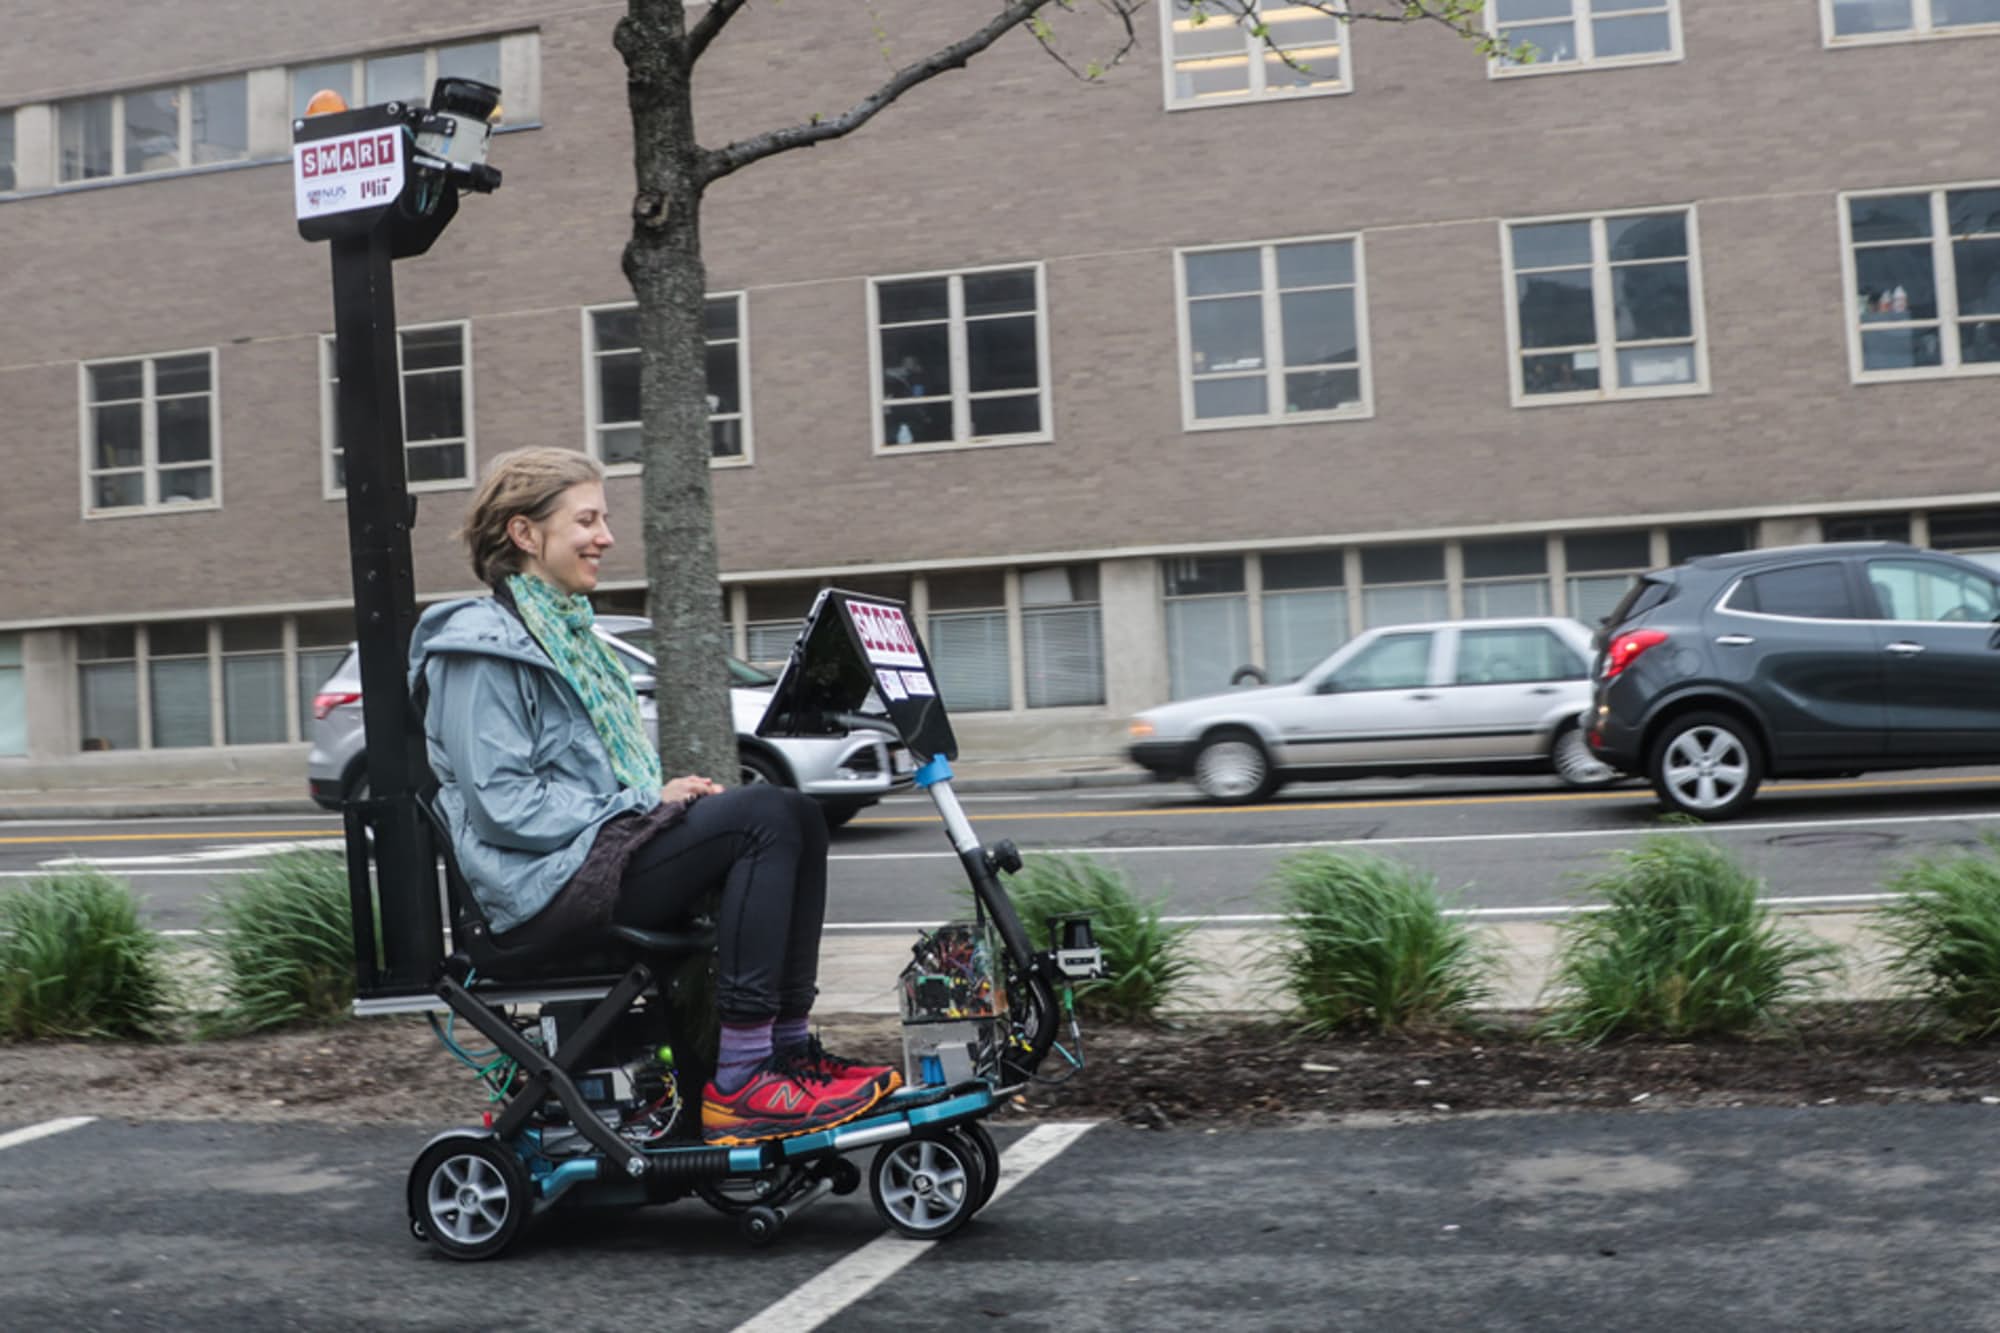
left=870, top=1133, right=984, bottom=1240
left=951, top=1122, right=1002, bottom=1212
left=1647, top=710, right=1763, bottom=821
left=822, top=1156, right=863, bottom=1197
left=740, top=1204, right=783, bottom=1247
left=407, top=1133, right=531, bottom=1262
left=739, top=749, right=787, bottom=788
left=1550, top=721, right=1618, bottom=789
left=1191, top=730, right=1278, bottom=804
left=1229, top=664, right=1268, bottom=687
left=820, top=802, right=865, bottom=830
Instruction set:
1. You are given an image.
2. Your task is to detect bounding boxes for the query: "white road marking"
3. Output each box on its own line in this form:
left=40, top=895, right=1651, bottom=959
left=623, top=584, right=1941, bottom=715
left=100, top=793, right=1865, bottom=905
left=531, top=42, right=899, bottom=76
left=0, top=869, right=257, bottom=879
left=38, top=838, right=342, bottom=868
left=730, top=1121, right=1095, bottom=1333
left=0, top=1116, right=95, bottom=1151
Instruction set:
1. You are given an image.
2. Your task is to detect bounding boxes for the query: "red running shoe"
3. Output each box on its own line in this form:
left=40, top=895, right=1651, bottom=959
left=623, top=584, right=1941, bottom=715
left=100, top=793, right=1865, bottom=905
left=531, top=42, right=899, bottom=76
left=701, top=1051, right=891, bottom=1146
left=786, top=1034, right=903, bottom=1097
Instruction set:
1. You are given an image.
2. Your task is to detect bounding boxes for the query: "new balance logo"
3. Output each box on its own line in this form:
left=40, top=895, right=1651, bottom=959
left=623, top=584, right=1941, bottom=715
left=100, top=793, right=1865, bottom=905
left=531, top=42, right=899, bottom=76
left=765, top=1082, right=806, bottom=1112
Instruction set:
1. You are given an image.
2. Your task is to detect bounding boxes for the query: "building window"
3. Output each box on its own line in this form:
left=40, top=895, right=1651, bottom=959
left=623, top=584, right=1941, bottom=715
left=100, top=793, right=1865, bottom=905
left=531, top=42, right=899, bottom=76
left=295, top=611, right=354, bottom=739
left=291, top=39, right=504, bottom=120
left=1490, top=0, right=1680, bottom=73
left=0, top=110, right=15, bottom=192
left=147, top=622, right=212, bottom=749
left=0, top=634, right=23, bottom=757
left=1504, top=208, right=1707, bottom=404
left=1260, top=550, right=1348, bottom=683
left=77, top=627, right=138, bottom=752
left=1161, top=0, right=1351, bottom=109
left=1463, top=537, right=1551, bottom=616
left=1823, top=512, right=1913, bottom=543
left=1667, top=522, right=1748, bottom=563
left=1841, top=186, right=2000, bottom=380
left=55, top=77, right=248, bottom=184
left=1163, top=557, right=1250, bottom=700
left=1179, top=236, right=1371, bottom=428
left=1361, top=545, right=1447, bottom=628
left=1021, top=566, right=1105, bottom=709
left=585, top=296, right=751, bottom=468
left=222, top=619, right=287, bottom=745
left=1565, top=530, right=1651, bottom=624
left=744, top=582, right=820, bottom=669
left=80, top=351, right=218, bottom=516
left=927, top=571, right=1011, bottom=712
left=322, top=322, right=473, bottom=493
left=1926, top=506, right=2000, bottom=570
left=1824, top=0, right=2000, bottom=42
left=872, top=265, right=1049, bottom=451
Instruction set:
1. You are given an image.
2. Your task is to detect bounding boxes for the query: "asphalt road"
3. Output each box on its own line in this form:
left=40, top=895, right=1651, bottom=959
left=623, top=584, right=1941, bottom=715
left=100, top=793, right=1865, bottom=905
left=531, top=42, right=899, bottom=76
left=7, top=769, right=2000, bottom=933
left=7, top=1106, right=2000, bottom=1331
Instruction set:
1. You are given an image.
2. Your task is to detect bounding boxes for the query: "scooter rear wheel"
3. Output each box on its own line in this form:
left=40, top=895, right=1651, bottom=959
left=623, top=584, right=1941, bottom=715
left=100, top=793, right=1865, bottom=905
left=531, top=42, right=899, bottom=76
left=407, top=1133, right=531, bottom=1262
left=869, top=1133, right=984, bottom=1240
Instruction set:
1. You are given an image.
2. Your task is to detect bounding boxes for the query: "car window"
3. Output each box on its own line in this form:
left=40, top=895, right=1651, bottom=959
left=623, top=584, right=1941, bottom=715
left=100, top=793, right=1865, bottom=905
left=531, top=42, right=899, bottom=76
left=598, top=624, right=776, bottom=686
left=1453, top=628, right=1584, bottom=685
left=1728, top=562, right=1857, bottom=619
left=1329, top=632, right=1433, bottom=691
left=1867, top=559, right=2000, bottom=624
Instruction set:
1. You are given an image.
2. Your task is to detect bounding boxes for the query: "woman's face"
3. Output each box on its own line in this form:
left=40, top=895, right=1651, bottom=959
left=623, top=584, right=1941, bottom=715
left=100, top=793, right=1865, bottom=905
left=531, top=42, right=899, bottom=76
left=512, top=481, right=614, bottom=596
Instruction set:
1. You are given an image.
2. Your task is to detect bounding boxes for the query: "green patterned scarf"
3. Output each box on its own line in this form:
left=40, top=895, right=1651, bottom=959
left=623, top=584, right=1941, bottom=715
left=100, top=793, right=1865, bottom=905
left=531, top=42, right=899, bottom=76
left=506, top=573, right=663, bottom=795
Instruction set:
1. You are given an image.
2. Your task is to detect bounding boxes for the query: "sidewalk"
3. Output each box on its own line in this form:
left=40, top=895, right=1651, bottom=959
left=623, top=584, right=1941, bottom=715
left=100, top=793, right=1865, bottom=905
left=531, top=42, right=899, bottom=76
left=0, top=754, right=1146, bottom=821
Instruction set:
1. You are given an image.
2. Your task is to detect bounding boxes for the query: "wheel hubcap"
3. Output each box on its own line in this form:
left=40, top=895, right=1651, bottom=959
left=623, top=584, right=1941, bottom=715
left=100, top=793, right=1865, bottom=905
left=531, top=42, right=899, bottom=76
left=1664, top=727, right=1749, bottom=810
left=880, top=1141, right=969, bottom=1230
left=428, top=1154, right=510, bottom=1245
left=1196, top=741, right=1265, bottom=799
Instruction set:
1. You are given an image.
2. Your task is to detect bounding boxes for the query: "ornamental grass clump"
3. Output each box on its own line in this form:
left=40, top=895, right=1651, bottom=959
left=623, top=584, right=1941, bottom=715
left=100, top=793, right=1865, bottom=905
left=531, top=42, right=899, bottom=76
left=1262, top=850, right=1496, bottom=1035
left=1541, top=835, right=1839, bottom=1044
left=206, top=849, right=357, bottom=1035
left=984, top=853, right=1199, bottom=1023
left=0, top=868, right=173, bottom=1041
left=1876, top=841, right=2000, bottom=1039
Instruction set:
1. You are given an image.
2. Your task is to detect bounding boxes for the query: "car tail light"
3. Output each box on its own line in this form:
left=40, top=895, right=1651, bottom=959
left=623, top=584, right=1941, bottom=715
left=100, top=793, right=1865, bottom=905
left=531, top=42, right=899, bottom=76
left=313, top=690, right=361, bottom=721
left=1601, top=629, right=1669, bottom=680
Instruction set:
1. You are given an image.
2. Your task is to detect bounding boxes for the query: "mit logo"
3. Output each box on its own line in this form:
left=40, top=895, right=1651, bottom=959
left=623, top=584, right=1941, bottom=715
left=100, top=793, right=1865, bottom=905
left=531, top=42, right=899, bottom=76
left=300, top=133, right=399, bottom=178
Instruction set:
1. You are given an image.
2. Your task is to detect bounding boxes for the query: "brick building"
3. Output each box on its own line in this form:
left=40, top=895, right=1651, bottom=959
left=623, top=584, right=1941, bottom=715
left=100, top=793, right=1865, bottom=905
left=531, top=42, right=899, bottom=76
left=1, top=0, right=1996, bottom=789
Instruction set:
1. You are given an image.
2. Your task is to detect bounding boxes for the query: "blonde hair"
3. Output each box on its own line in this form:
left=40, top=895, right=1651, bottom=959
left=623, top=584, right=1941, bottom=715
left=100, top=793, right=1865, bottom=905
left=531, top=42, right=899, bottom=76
left=460, top=447, right=606, bottom=586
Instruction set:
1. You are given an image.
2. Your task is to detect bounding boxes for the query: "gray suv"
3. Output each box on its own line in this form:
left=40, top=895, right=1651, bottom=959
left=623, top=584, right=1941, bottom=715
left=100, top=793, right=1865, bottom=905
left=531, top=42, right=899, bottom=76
left=306, top=615, right=913, bottom=826
left=1586, top=541, right=2000, bottom=819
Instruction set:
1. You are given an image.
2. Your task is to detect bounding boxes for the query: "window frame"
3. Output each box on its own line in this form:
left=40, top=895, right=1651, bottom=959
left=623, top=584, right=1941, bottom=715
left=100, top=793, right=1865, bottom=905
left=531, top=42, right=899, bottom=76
left=1174, top=232, right=1375, bottom=432
left=1820, top=0, right=2000, bottom=45
left=53, top=77, right=250, bottom=185
left=1838, top=182, right=2000, bottom=385
left=288, top=38, right=505, bottom=122
left=1159, top=0, right=1355, bottom=112
left=319, top=319, right=476, bottom=498
left=867, top=261, right=1053, bottom=456
left=1485, top=0, right=1684, bottom=77
left=1499, top=204, right=1711, bottom=408
left=76, top=348, right=222, bottom=519
left=580, top=294, right=754, bottom=473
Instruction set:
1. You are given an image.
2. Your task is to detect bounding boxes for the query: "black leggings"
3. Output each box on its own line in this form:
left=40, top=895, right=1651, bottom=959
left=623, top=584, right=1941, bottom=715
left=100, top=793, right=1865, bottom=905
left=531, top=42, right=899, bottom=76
left=612, top=783, right=828, bottom=1023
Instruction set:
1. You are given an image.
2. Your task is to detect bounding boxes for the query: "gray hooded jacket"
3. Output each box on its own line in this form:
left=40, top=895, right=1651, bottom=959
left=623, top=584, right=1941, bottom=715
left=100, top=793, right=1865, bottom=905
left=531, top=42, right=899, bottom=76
left=408, top=597, right=655, bottom=933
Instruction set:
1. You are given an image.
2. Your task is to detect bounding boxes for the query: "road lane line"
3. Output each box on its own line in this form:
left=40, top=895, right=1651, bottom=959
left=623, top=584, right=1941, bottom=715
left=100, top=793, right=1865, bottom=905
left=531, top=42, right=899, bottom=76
left=730, top=1121, right=1095, bottom=1333
left=0, top=829, right=336, bottom=847
left=0, top=1116, right=95, bottom=1151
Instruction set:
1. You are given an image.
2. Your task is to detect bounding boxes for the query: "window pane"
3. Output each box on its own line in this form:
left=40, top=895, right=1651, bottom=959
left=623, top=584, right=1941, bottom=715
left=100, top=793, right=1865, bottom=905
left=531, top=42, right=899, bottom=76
left=1954, top=238, right=2000, bottom=316
left=0, top=660, right=23, bottom=756
left=1517, top=270, right=1596, bottom=348
left=123, top=87, right=181, bottom=174
left=1570, top=573, right=1638, bottom=624
left=702, top=297, right=739, bottom=340
left=1364, top=584, right=1448, bottom=630
left=149, top=658, right=211, bottom=748
left=0, top=111, right=15, bottom=192
left=91, top=361, right=145, bottom=402
left=59, top=96, right=114, bottom=181
left=93, top=403, right=143, bottom=469
left=1193, top=375, right=1267, bottom=420
left=1363, top=544, right=1445, bottom=585
left=366, top=52, right=428, bottom=105
left=1280, top=288, right=1356, bottom=367
left=1024, top=605, right=1104, bottom=708
left=963, top=270, right=1036, bottom=316
left=1592, top=11, right=1672, bottom=54
left=1263, top=589, right=1348, bottom=683
left=93, top=474, right=145, bottom=510
left=292, top=63, right=353, bottom=118
left=406, top=442, right=465, bottom=481
left=157, top=396, right=211, bottom=463
left=594, top=307, right=640, bottom=351
left=1164, top=556, right=1245, bottom=597
left=401, top=326, right=463, bottom=370
left=1457, top=628, right=1578, bottom=684
left=1832, top=0, right=1913, bottom=32
left=222, top=618, right=283, bottom=652
left=437, top=39, right=502, bottom=91
left=1849, top=194, right=1930, bottom=242
left=884, top=402, right=952, bottom=445
left=1284, top=368, right=1361, bottom=413
left=1934, top=0, right=2000, bottom=24
left=1607, top=213, right=1686, bottom=261
left=224, top=654, right=288, bottom=744
left=80, top=661, right=139, bottom=751
left=600, top=349, right=640, bottom=425
left=155, top=353, right=210, bottom=395
left=601, top=425, right=642, bottom=464
left=969, top=394, right=1040, bottom=437
left=1264, top=549, right=1345, bottom=591
left=1464, top=578, right=1551, bottom=618
left=1495, top=0, right=1574, bottom=19
left=1823, top=513, right=1911, bottom=543
left=928, top=610, right=1011, bottom=712
left=404, top=370, right=464, bottom=441
left=190, top=77, right=248, bottom=165
left=1334, top=632, right=1434, bottom=689
left=1165, top=595, right=1250, bottom=700
left=1739, top=563, right=1855, bottom=619
left=1668, top=523, right=1748, bottom=562
left=1861, top=328, right=1943, bottom=370
left=1185, top=249, right=1261, bottom=298
left=163, top=465, right=216, bottom=505
left=1513, top=221, right=1592, bottom=272
left=1616, top=344, right=1696, bottom=388
left=1276, top=241, right=1353, bottom=289
left=1855, top=246, right=1938, bottom=322
left=710, top=418, right=745, bottom=458
left=1190, top=295, right=1264, bottom=372
left=704, top=342, right=740, bottom=415
left=1960, top=322, right=2000, bottom=364
left=966, top=315, right=1039, bottom=392
left=1174, top=55, right=1252, bottom=101
left=881, top=326, right=949, bottom=397
left=878, top=277, right=949, bottom=324
left=1523, top=351, right=1601, bottom=394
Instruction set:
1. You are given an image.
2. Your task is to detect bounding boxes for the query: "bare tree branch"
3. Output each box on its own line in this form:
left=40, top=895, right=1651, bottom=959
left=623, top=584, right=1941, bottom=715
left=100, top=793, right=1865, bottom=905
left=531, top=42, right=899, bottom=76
left=698, top=0, right=1067, bottom=185
left=687, top=0, right=751, bottom=64
left=1029, top=0, right=1142, bottom=81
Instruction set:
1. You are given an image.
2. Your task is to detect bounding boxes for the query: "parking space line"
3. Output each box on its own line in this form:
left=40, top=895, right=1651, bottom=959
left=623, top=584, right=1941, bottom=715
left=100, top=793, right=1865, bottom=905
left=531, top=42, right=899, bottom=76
left=0, top=1116, right=95, bottom=1152
left=730, top=1121, right=1095, bottom=1333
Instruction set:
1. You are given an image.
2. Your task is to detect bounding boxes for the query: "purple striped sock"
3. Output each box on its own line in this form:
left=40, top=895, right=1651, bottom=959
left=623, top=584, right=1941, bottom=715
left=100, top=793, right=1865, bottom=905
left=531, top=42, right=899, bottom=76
left=715, top=1020, right=773, bottom=1094
left=773, top=1014, right=811, bottom=1055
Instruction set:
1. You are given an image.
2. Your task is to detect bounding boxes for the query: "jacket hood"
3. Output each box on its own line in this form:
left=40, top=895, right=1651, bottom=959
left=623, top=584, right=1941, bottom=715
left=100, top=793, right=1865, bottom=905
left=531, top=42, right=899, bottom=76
left=408, top=596, right=554, bottom=692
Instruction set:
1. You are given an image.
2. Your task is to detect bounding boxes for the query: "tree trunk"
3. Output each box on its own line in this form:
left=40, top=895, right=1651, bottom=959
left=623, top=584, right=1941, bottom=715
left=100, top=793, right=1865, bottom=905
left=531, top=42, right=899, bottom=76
left=617, top=0, right=737, bottom=784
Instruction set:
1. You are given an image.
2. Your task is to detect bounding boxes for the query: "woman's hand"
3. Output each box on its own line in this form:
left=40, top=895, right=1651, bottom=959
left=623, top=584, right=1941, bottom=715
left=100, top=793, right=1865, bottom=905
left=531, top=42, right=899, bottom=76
left=662, top=774, right=725, bottom=805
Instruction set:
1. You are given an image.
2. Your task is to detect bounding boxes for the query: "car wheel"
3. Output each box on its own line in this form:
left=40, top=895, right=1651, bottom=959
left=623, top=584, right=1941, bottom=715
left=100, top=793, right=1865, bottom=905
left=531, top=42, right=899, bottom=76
left=1192, top=731, right=1277, bottom=804
left=1648, top=711, right=1763, bottom=820
left=1550, top=723, right=1617, bottom=789
left=820, top=802, right=864, bottom=829
left=739, top=750, right=787, bottom=788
